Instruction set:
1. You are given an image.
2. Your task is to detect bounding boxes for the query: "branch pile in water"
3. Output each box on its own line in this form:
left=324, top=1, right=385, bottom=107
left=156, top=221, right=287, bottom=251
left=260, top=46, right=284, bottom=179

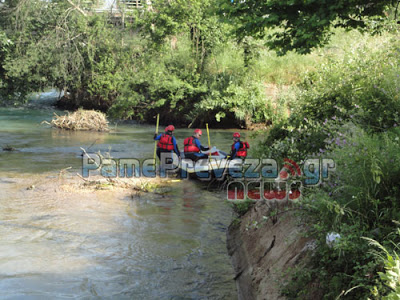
left=49, top=109, right=109, bottom=131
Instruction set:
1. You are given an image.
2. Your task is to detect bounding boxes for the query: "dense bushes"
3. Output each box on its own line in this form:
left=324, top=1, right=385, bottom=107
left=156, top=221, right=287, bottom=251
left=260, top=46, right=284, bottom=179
left=257, top=35, right=400, bottom=158
left=107, top=36, right=275, bottom=127
left=254, top=31, right=400, bottom=299
left=0, top=0, right=278, bottom=128
left=283, top=127, right=400, bottom=299
left=291, top=37, right=400, bottom=132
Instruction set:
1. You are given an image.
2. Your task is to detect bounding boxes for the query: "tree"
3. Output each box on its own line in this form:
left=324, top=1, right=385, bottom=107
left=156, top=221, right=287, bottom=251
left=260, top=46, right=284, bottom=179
left=221, top=0, right=396, bottom=54
left=0, top=0, right=140, bottom=108
left=143, top=0, right=229, bottom=71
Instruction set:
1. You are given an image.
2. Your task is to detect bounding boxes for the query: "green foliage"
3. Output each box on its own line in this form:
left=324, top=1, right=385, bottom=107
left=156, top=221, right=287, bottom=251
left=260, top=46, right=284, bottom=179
left=256, top=34, right=400, bottom=161
left=252, top=48, right=319, bottom=85
left=246, top=24, right=400, bottom=299
left=0, top=0, right=280, bottom=127
left=194, top=74, right=271, bottom=126
left=221, top=0, right=396, bottom=54
left=0, top=29, right=13, bottom=97
left=279, top=125, right=400, bottom=299
left=144, top=0, right=230, bottom=70
left=377, top=254, right=400, bottom=300
left=108, top=37, right=208, bottom=123
left=328, top=127, right=400, bottom=228
left=292, top=38, right=400, bottom=132
left=1, top=0, right=398, bottom=129
left=0, top=1, right=139, bottom=108
left=364, top=232, right=400, bottom=300
left=228, top=199, right=254, bottom=217
left=256, top=119, right=334, bottom=162
left=109, top=33, right=279, bottom=127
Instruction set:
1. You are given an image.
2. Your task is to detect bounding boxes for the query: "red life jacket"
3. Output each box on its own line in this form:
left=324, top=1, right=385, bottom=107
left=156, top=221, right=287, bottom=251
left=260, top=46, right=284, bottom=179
left=232, top=141, right=249, bottom=157
left=157, top=133, right=174, bottom=150
left=184, top=136, right=200, bottom=153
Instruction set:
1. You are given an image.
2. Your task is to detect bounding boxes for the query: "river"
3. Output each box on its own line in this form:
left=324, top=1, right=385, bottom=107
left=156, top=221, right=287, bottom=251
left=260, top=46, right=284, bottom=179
left=0, top=92, right=242, bottom=299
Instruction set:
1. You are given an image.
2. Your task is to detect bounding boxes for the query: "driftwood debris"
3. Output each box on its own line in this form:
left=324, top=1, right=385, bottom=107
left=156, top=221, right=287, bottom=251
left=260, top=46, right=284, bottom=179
left=2, top=145, right=16, bottom=151
left=44, top=109, right=109, bottom=132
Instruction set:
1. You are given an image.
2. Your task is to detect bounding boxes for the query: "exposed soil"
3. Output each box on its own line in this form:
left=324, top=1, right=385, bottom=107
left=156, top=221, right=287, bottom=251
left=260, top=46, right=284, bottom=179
left=227, top=200, right=318, bottom=300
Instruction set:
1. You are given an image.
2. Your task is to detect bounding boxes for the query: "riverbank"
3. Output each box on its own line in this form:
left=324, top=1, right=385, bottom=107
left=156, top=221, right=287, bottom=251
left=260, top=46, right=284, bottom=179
left=227, top=200, right=319, bottom=299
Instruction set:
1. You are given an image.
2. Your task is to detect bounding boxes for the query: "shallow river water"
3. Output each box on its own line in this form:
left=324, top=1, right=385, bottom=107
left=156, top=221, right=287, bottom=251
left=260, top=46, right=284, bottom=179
left=0, top=95, right=243, bottom=299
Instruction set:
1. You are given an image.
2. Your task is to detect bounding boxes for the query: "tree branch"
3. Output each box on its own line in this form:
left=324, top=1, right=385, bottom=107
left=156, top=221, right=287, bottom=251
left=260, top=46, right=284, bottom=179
left=395, top=0, right=400, bottom=20
left=66, top=0, right=87, bottom=17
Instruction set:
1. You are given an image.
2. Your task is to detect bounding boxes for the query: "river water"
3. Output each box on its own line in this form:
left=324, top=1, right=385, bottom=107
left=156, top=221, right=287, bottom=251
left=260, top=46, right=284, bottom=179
left=0, top=93, right=243, bottom=299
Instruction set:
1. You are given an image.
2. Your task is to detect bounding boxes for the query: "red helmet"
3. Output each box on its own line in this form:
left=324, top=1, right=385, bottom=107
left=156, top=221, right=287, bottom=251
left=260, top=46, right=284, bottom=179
left=194, top=129, right=202, bottom=135
left=233, top=132, right=240, bottom=138
left=165, top=125, right=175, bottom=132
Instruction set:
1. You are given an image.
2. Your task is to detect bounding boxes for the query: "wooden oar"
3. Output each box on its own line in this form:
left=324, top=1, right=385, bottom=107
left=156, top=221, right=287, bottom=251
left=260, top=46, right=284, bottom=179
left=153, top=114, right=160, bottom=162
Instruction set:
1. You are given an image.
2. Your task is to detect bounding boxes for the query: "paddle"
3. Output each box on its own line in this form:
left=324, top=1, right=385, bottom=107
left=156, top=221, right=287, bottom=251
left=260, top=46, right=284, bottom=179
left=206, top=123, right=211, bottom=163
left=153, top=114, right=160, bottom=162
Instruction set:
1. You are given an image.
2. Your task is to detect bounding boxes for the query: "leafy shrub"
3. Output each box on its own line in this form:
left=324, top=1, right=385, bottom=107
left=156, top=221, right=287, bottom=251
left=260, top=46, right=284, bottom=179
left=194, top=74, right=272, bottom=127
left=254, top=117, right=343, bottom=163
left=255, top=34, right=400, bottom=162
left=228, top=199, right=254, bottom=217
left=365, top=230, right=400, bottom=300
left=291, top=37, right=400, bottom=132
left=109, top=36, right=279, bottom=127
left=283, top=125, right=400, bottom=299
left=250, top=29, right=400, bottom=300
left=327, top=126, right=400, bottom=229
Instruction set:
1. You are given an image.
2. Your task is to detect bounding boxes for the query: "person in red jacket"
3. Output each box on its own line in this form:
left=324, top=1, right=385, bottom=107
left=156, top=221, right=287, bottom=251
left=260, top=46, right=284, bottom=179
left=183, top=129, right=209, bottom=161
left=154, top=125, right=181, bottom=160
left=228, top=132, right=249, bottom=159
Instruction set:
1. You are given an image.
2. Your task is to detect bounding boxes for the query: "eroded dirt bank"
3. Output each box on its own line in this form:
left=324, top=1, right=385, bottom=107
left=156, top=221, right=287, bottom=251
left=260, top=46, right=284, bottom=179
left=227, top=200, right=317, bottom=300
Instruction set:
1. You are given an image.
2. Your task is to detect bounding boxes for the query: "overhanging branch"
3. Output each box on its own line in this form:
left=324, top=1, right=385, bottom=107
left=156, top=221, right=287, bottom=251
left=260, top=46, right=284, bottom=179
left=66, top=0, right=87, bottom=17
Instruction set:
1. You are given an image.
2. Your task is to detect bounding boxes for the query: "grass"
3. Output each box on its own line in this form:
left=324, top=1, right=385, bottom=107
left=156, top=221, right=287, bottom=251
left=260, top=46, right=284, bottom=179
left=250, top=28, right=394, bottom=86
